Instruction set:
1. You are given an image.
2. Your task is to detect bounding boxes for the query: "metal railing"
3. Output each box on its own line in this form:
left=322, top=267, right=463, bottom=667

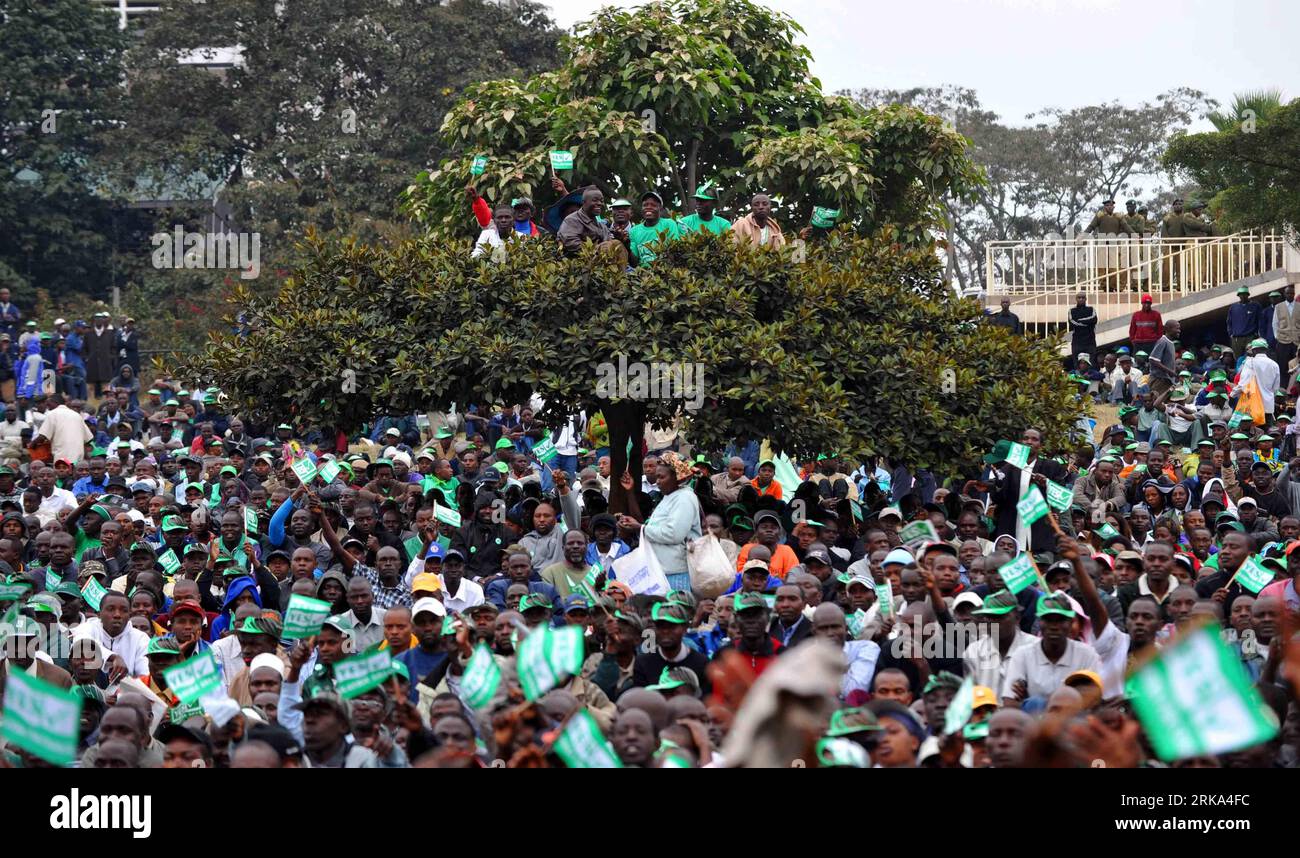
left=984, top=231, right=1287, bottom=339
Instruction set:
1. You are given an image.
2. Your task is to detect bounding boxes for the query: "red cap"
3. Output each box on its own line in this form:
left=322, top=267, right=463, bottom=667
left=170, top=600, right=207, bottom=622
left=1141, top=293, right=1153, bottom=303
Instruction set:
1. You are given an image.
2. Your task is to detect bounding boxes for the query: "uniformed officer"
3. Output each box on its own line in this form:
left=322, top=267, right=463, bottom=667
left=1160, top=198, right=1188, bottom=287
left=1085, top=199, right=1132, bottom=290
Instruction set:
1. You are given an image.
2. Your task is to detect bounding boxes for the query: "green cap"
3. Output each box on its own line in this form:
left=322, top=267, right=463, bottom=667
left=646, top=666, right=687, bottom=692
left=51, top=582, right=83, bottom=599
left=162, top=514, right=189, bottom=532
left=973, top=589, right=1018, bottom=617
left=825, top=707, right=882, bottom=738
left=494, top=437, right=514, bottom=450
left=610, top=198, right=632, bottom=207
left=492, top=461, right=509, bottom=473
left=732, top=591, right=768, bottom=613
left=322, top=614, right=353, bottom=634
left=146, top=637, right=182, bottom=656
left=435, top=428, right=454, bottom=439
left=692, top=179, right=717, bottom=201
left=922, top=671, right=964, bottom=695
left=1036, top=592, right=1076, bottom=620
left=220, top=465, right=238, bottom=476
left=519, top=593, right=552, bottom=612
left=650, top=602, right=689, bottom=624
left=1249, top=338, right=1268, bottom=350
left=1230, top=432, right=1250, bottom=440
left=90, top=504, right=112, bottom=521
left=963, top=721, right=990, bottom=741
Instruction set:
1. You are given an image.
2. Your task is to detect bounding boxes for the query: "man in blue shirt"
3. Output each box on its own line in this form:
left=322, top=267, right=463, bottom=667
left=71, top=452, right=111, bottom=499
left=1228, top=287, right=1262, bottom=358
left=395, top=597, right=450, bottom=704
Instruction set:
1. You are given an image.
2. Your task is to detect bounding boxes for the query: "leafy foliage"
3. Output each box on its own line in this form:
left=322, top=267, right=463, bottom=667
left=0, top=0, right=129, bottom=298
left=403, top=0, right=981, bottom=240
left=1164, top=97, right=1300, bottom=233
left=188, top=230, right=1081, bottom=475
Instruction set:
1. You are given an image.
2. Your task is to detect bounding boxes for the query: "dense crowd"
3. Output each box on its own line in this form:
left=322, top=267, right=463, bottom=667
left=0, top=231, right=1297, bottom=769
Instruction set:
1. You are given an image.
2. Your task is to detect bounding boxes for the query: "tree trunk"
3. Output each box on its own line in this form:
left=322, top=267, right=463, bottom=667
left=604, top=399, right=646, bottom=516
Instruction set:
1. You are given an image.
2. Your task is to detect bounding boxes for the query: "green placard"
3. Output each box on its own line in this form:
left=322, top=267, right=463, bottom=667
left=1233, top=555, right=1275, bottom=594
left=460, top=643, right=502, bottom=710
left=532, top=438, right=557, bottom=464
left=244, top=506, right=259, bottom=536
left=42, top=568, right=61, bottom=590
left=1127, top=623, right=1277, bottom=761
left=875, top=578, right=893, bottom=618
left=516, top=624, right=584, bottom=701
left=1097, top=523, right=1120, bottom=540
left=158, top=549, right=181, bottom=577
left=433, top=501, right=462, bottom=528
left=997, top=553, right=1039, bottom=595
left=80, top=578, right=108, bottom=611
left=333, top=649, right=394, bottom=699
left=1044, top=479, right=1073, bottom=513
left=898, top=520, right=939, bottom=552
left=943, top=675, right=976, bottom=736
left=1016, top=487, right=1049, bottom=525
left=549, top=150, right=574, bottom=171
left=1005, top=441, right=1031, bottom=469
left=282, top=593, right=333, bottom=640
left=0, top=671, right=82, bottom=766
left=810, top=206, right=840, bottom=229
left=553, top=709, right=623, bottom=769
left=290, top=456, right=318, bottom=485
left=846, top=608, right=868, bottom=639
left=317, top=460, right=341, bottom=484
left=163, top=651, right=222, bottom=704
left=470, top=155, right=488, bottom=176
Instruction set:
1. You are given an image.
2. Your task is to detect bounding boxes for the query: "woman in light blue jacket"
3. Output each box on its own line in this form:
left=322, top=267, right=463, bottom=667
left=640, top=451, right=703, bottom=592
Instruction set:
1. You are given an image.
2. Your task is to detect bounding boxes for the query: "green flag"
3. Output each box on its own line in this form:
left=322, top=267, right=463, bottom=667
left=997, top=553, right=1039, bottom=595
left=548, top=150, right=574, bottom=171
left=1232, top=554, right=1275, bottom=594
left=846, top=608, right=868, bottom=639
left=1127, top=622, right=1278, bottom=761
left=553, top=710, right=623, bottom=768
left=158, top=548, right=181, bottom=577
left=470, top=155, right=488, bottom=176
left=163, top=651, right=222, bottom=705
left=432, top=501, right=462, bottom=528
left=1044, top=479, right=1073, bottom=513
left=1016, top=487, right=1049, bottom=525
left=771, top=452, right=803, bottom=499
left=810, top=206, right=840, bottom=228
left=334, top=650, right=394, bottom=699
left=943, top=675, right=976, bottom=736
left=244, top=506, right=259, bottom=536
left=460, top=643, right=502, bottom=710
left=578, top=563, right=602, bottom=602
left=80, top=577, right=108, bottom=611
left=876, top=578, right=893, bottom=618
left=318, top=459, right=342, bottom=484
left=1, top=671, right=82, bottom=766
left=283, top=593, right=333, bottom=640
left=290, top=456, right=318, bottom=484
left=43, top=568, right=62, bottom=590
left=1005, top=441, right=1031, bottom=469
left=1096, top=523, right=1120, bottom=540
left=532, top=438, right=557, bottom=464
left=899, top=520, right=939, bottom=552
left=516, top=624, right=584, bottom=701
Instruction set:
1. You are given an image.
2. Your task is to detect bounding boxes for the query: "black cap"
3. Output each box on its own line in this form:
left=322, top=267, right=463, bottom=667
left=245, top=722, right=303, bottom=763
left=155, top=722, right=213, bottom=755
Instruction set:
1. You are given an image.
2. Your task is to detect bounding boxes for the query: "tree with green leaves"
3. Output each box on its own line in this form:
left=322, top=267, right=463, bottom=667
left=101, top=0, right=563, bottom=261
left=403, top=0, right=981, bottom=242
left=189, top=229, right=1081, bottom=513
left=0, top=0, right=128, bottom=298
left=1165, top=95, right=1299, bottom=233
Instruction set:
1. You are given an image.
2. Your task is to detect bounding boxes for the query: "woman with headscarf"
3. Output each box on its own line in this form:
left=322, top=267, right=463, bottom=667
left=634, top=451, right=702, bottom=592
left=110, top=364, right=141, bottom=409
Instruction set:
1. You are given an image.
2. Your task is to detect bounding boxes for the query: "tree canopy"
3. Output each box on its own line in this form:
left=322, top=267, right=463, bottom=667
left=403, top=0, right=981, bottom=243
left=1164, top=96, right=1300, bottom=233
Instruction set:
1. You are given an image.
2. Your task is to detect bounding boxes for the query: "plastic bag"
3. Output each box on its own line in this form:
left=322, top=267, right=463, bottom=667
left=687, top=534, right=735, bottom=599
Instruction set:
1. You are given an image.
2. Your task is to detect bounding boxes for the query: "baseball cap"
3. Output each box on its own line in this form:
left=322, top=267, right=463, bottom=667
left=647, top=666, right=692, bottom=693
left=732, top=592, right=767, bottom=613
left=411, top=572, right=442, bottom=594
left=972, top=686, right=998, bottom=711
left=882, top=548, right=914, bottom=567
left=412, top=597, right=447, bottom=620
left=803, top=545, right=832, bottom=566
left=650, top=602, right=689, bottom=624
left=562, top=594, right=591, bottom=614
left=878, top=506, right=903, bottom=522
left=245, top=723, right=303, bottom=763
left=1064, top=669, right=1103, bottom=691
left=972, top=589, right=1019, bottom=617
left=146, top=636, right=182, bottom=656
left=1036, top=592, right=1076, bottom=619
left=170, top=599, right=206, bottom=621
left=952, top=591, right=984, bottom=612
left=519, top=593, right=553, bottom=613
left=824, top=707, right=882, bottom=738
left=740, top=559, right=770, bottom=575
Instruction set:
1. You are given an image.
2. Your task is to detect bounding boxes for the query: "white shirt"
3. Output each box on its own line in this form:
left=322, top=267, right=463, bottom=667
left=963, top=627, right=1038, bottom=693
left=36, top=404, right=93, bottom=465
left=72, top=617, right=150, bottom=677
left=1237, top=353, right=1281, bottom=414
left=344, top=608, right=387, bottom=651
left=841, top=639, right=881, bottom=700
left=1092, top=620, right=1131, bottom=700
left=212, top=633, right=245, bottom=690
left=1000, top=637, right=1102, bottom=700
left=440, top=576, right=485, bottom=614
left=37, top=486, right=76, bottom=525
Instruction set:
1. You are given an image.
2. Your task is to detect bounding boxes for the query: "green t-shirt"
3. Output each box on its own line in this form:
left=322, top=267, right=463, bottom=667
left=628, top=218, right=682, bottom=266
left=677, top=213, right=731, bottom=235
left=73, top=531, right=101, bottom=563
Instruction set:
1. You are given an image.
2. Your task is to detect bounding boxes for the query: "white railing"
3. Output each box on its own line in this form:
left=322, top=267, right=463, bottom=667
left=984, top=231, right=1287, bottom=339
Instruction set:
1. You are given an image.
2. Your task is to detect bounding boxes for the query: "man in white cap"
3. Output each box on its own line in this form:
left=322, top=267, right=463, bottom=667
left=1237, top=337, right=1281, bottom=423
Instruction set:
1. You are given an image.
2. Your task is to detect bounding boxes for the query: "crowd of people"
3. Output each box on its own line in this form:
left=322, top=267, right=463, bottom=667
left=0, top=253, right=1296, bottom=770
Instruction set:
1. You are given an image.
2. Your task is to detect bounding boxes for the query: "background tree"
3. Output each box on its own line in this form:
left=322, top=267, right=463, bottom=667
left=849, top=86, right=1215, bottom=291
left=403, top=0, right=981, bottom=242
left=188, top=231, right=1081, bottom=513
left=0, top=0, right=128, bottom=298
left=1165, top=95, right=1299, bottom=233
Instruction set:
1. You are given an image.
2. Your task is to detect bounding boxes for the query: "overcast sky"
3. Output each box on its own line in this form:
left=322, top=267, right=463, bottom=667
left=544, top=0, right=1297, bottom=126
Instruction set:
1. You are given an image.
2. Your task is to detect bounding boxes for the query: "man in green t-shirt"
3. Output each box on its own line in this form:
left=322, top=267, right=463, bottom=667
left=677, top=180, right=730, bottom=235
left=628, top=191, right=682, bottom=266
